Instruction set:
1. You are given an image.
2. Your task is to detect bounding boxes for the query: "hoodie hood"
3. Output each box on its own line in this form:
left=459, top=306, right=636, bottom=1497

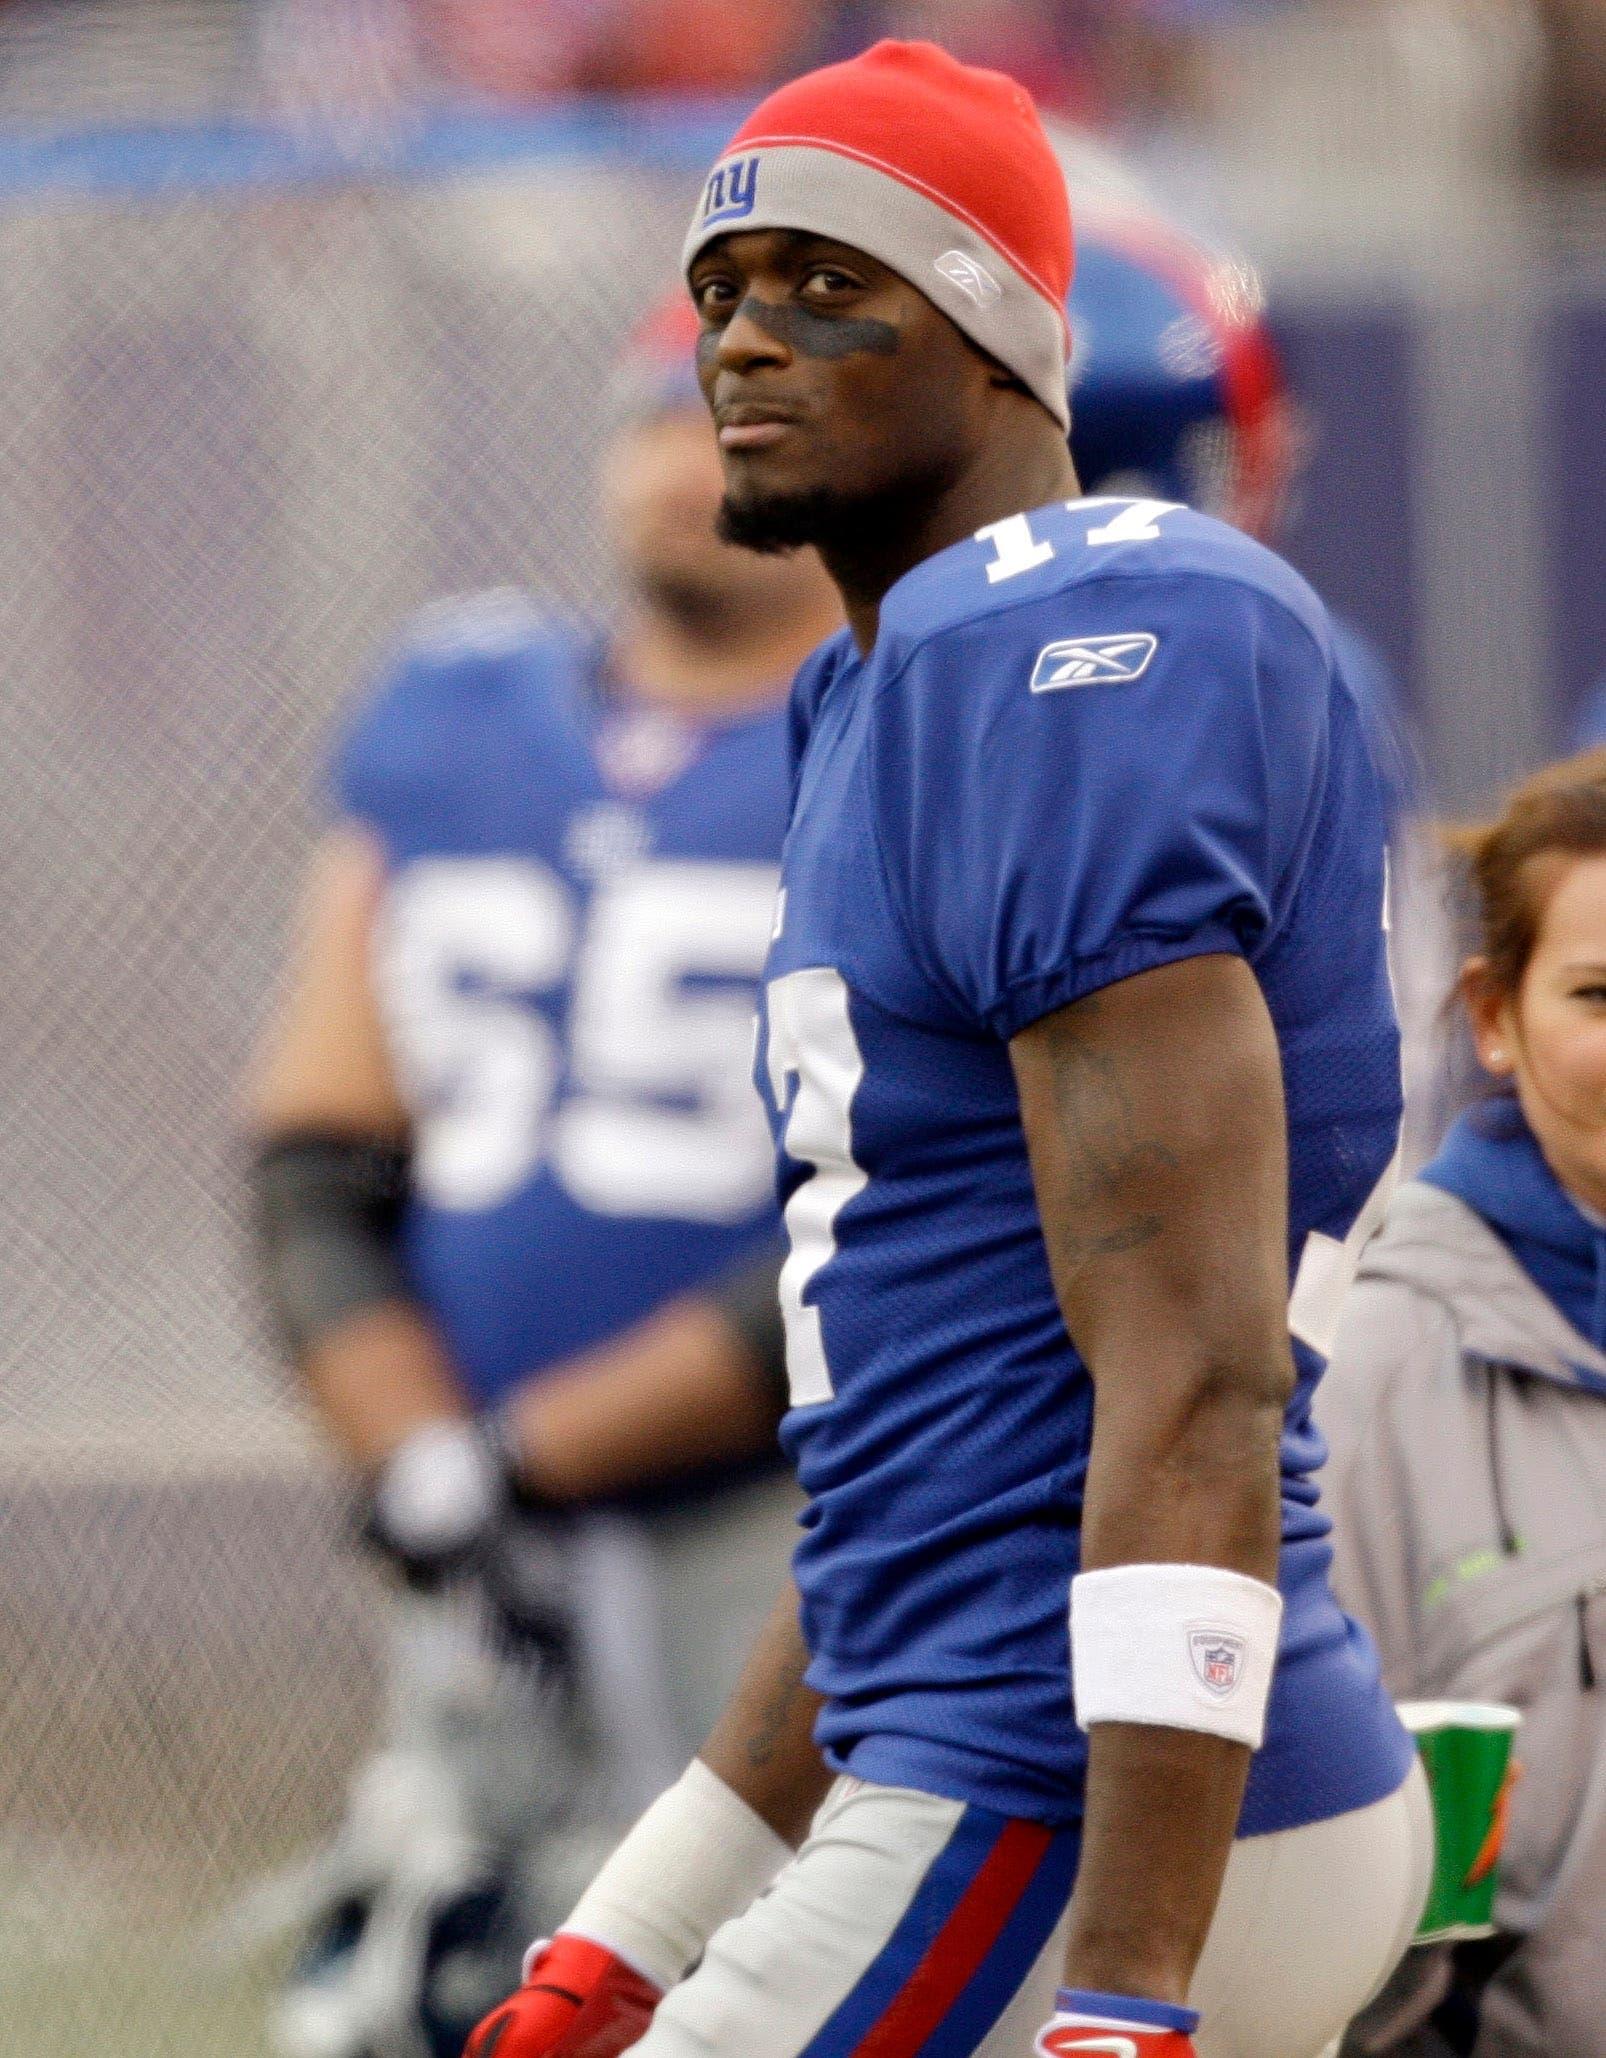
left=1363, top=1115, right=1606, bottom=1396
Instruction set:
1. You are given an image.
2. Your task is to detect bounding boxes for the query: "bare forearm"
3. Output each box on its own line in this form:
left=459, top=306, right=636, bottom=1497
left=307, top=1282, right=781, bottom=1498
left=1010, top=957, right=1294, bottom=2006
left=1065, top=1366, right=1286, bottom=2000
left=699, top=1577, right=831, bottom=1845
left=1065, top=1722, right=1249, bottom=2002
left=300, top=1301, right=469, bottom=1470
left=503, top=1295, right=783, bottom=1504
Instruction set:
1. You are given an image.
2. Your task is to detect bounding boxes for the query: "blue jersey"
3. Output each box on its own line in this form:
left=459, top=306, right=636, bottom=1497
left=758, top=498, right=1415, bottom=1833
left=334, top=593, right=786, bottom=1410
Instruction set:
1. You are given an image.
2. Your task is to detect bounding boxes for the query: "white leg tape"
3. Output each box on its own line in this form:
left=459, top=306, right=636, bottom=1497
left=1070, top=1562, right=1284, bottom=1750
left=562, top=1756, right=795, bottom=1991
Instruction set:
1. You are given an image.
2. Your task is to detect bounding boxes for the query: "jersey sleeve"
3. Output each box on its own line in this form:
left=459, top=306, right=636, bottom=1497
left=786, top=632, right=849, bottom=806
left=325, top=643, right=426, bottom=834
left=325, top=590, right=557, bottom=839
left=875, top=572, right=1332, bottom=1040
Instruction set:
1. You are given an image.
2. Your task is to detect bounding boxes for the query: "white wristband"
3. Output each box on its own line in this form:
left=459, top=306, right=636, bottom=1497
left=561, top=1758, right=794, bottom=1991
left=1070, top=1562, right=1284, bottom=1750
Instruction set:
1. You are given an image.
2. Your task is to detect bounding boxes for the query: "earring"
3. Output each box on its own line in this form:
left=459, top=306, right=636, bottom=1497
left=1489, top=1048, right=1506, bottom=1065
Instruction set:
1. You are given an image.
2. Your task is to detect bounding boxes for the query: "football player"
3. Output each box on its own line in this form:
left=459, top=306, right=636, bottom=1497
left=468, top=40, right=1433, bottom=2058
left=244, top=292, right=841, bottom=2057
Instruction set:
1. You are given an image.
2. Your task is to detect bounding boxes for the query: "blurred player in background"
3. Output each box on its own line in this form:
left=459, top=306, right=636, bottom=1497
left=470, top=40, right=1430, bottom=2058
left=243, top=292, right=840, bottom=2058
left=1064, top=199, right=1455, bottom=1165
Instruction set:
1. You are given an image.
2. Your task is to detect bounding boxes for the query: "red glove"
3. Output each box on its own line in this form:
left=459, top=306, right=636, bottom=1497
left=464, top=1933, right=664, bottom=2058
left=1035, top=1989, right=1199, bottom=2057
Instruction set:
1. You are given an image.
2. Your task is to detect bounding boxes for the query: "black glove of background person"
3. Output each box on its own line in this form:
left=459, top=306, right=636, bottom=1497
left=360, top=1418, right=577, bottom=1675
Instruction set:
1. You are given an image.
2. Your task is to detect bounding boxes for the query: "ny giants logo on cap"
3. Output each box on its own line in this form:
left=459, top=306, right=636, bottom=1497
left=1189, top=1629, right=1246, bottom=1698
left=701, top=155, right=760, bottom=228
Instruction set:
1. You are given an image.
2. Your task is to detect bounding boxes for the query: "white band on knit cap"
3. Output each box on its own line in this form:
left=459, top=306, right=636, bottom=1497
left=683, top=142, right=1069, bottom=429
left=1070, top=1562, right=1284, bottom=1750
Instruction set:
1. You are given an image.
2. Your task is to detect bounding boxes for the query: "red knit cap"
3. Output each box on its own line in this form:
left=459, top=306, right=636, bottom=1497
left=683, top=41, right=1073, bottom=427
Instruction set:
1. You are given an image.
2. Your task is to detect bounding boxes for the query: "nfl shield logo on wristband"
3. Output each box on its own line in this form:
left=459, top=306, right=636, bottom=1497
left=1189, top=1630, right=1246, bottom=1698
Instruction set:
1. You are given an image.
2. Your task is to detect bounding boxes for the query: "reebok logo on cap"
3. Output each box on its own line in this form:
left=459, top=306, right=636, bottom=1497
left=935, top=249, right=1002, bottom=308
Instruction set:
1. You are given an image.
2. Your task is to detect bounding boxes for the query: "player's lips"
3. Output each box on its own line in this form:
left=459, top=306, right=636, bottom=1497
left=715, top=403, right=804, bottom=452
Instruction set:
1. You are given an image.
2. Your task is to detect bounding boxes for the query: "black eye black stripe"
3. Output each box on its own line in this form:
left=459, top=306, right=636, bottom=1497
left=699, top=295, right=900, bottom=361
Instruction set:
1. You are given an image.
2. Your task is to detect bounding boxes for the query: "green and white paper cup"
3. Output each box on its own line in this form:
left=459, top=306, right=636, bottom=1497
left=1398, top=1700, right=1521, bottom=1943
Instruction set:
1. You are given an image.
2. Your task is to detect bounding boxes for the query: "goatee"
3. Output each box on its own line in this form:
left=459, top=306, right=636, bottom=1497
left=716, top=484, right=859, bottom=556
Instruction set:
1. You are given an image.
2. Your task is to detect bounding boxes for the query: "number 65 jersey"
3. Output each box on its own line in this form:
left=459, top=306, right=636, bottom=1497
left=758, top=499, right=1416, bottom=1839
left=332, top=593, right=786, bottom=1410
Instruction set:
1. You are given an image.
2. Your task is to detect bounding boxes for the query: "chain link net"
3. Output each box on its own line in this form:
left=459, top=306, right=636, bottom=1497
left=0, top=149, right=692, bottom=2053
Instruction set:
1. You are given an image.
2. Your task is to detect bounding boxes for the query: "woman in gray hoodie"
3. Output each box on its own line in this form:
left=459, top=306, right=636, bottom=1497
left=1321, top=748, right=1606, bottom=2057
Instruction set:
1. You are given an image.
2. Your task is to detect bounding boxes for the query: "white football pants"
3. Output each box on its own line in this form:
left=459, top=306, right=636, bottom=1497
left=634, top=1761, right=1433, bottom=2058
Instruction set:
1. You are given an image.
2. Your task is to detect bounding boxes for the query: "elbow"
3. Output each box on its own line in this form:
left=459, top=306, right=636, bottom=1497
left=1181, top=1334, right=1294, bottom=1441
left=1200, top=1331, right=1296, bottom=1417
left=1101, top=1330, right=1294, bottom=1481
left=1085, top=1339, right=1292, bottom=1573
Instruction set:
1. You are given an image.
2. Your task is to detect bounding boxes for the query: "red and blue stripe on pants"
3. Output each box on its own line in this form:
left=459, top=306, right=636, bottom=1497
left=800, top=1804, right=1081, bottom=2058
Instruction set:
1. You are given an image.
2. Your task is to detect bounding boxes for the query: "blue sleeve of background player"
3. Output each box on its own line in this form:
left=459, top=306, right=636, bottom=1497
left=326, top=590, right=557, bottom=836
left=875, top=573, right=1333, bottom=1041
left=326, top=647, right=422, bottom=832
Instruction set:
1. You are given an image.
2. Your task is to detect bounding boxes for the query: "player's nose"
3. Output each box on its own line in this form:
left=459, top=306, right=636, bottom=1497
left=713, top=295, right=793, bottom=376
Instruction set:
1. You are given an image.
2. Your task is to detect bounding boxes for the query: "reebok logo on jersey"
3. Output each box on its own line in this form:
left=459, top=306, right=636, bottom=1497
left=1189, top=1629, right=1246, bottom=1698
left=1029, top=633, right=1158, bottom=692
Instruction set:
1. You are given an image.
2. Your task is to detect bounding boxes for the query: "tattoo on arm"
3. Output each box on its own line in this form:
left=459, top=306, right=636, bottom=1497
left=1044, top=1000, right=1178, bottom=1270
left=745, top=1647, right=812, bottom=1769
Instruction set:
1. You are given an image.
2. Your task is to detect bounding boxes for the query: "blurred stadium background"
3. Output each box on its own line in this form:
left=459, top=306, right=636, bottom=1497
left=0, top=1, right=1601, bottom=2051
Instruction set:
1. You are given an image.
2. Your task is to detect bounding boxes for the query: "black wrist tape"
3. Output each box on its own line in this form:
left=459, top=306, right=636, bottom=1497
left=706, top=1239, right=789, bottom=1417
left=249, top=1129, right=414, bottom=1363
